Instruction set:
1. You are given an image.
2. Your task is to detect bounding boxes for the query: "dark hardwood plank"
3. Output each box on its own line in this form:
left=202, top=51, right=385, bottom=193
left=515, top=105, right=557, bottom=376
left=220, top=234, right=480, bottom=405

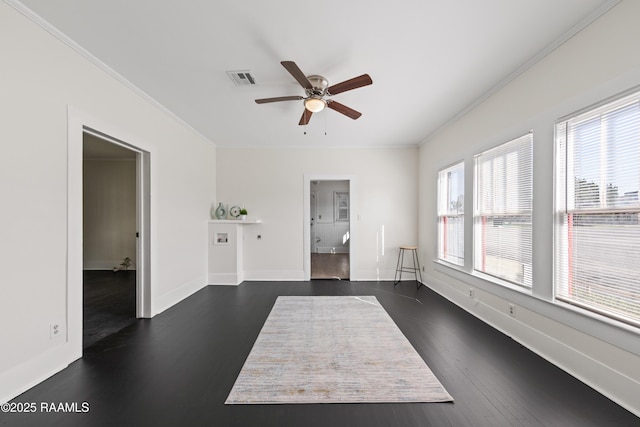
left=311, top=253, right=349, bottom=279
left=83, top=270, right=137, bottom=349
left=3, top=281, right=638, bottom=427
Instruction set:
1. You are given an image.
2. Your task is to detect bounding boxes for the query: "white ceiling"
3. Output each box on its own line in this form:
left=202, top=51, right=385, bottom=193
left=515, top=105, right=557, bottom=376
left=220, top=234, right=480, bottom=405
left=16, top=0, right=616, bottom=148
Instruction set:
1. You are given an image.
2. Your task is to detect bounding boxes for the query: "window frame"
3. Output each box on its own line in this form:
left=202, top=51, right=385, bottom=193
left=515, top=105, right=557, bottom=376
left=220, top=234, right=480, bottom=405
left=334, top=191, right=349, bottom=222
left=473, top=132, right=533, bottom=289
left=554, top=88, right=640, bottom=328
left=437, top=161, right=465, bottom=266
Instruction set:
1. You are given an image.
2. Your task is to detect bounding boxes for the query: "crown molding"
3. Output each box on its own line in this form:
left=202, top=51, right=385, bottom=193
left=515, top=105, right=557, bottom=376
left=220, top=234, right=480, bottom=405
left=4, top=0, right=216, bottom=147
left=419, top=0, right=623, bottom=146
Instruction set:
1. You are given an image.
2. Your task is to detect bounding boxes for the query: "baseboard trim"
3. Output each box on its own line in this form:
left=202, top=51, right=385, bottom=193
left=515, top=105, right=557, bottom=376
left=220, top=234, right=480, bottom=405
left=355, top=269, right=399, bottom=282
left=153, top=275, right=207, bottom=316
left=208, top=273, right=241, bottom=286
left=316, top=247, right=349, bottom=254
left=423, top=276, right=640, bottom=418
left=83, top=260, right=136, bottom=271
left=242, top=270, right=305, bottom=281
left=0, top=344, right=70, bottom=404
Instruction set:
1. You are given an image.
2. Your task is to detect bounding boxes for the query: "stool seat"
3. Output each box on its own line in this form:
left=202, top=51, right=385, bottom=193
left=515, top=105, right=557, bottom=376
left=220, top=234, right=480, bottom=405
left=394, top=246, right=423, bottom=289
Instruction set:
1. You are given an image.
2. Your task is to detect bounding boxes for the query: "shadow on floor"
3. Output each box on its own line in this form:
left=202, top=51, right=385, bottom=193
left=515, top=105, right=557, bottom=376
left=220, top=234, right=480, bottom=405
left=83, top=270, right=137, bottom=349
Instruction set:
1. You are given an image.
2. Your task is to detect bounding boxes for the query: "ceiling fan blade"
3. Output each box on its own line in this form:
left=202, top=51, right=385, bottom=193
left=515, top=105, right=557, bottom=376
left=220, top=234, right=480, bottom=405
left=281, top=61, right=313, bottom=90
left=255, top=96, right=303, bottom=104
left=299, top=109, right=313, bottom=125
left=327, top=101, right=362, bottom=120
left=327, top=74, right=372, bottom=95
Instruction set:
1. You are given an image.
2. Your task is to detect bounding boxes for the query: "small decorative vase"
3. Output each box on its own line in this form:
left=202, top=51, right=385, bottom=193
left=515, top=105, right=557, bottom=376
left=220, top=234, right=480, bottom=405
left=240, top=214, right=247, bottom=220
left=215, top=202, right=226, bottom=219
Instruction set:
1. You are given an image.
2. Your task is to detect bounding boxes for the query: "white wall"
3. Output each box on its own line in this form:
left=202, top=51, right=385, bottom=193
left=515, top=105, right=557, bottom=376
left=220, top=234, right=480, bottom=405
left=0, top=3, right=216, bottom=403
left=217, top=147, right=417, bottom=281
left=83, top=158, right=137, bottom=270
left=418, top=0, right=640, bottom=416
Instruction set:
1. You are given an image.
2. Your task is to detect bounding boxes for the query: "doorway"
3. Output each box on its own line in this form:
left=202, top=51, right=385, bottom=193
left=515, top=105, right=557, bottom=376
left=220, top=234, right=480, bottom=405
left=304, top=175, right=357, bottom=281
left=82, top=132, right=139, bottom=348
left=68, top=108, right=152, bottom=361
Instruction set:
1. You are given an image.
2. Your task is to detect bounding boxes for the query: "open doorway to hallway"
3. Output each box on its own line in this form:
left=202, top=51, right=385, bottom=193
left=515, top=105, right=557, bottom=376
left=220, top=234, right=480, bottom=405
left=82, top=132, right=138, bottom=349
left=310, top=180, right=350, bottom=280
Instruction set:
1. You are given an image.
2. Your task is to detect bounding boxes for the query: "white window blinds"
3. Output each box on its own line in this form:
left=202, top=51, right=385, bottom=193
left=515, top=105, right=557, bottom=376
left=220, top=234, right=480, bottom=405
left=437, top=162, right=464, bottom=266
left=474, top=133, right=533, bottom=287
left=555, top=90, right=640, bottom=326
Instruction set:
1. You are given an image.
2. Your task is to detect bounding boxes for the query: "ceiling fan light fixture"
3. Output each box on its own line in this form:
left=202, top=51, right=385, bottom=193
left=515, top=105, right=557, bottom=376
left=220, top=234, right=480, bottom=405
left=255, top=61, right=372, bottom=125
left=304, top=97, right=326, bottom=113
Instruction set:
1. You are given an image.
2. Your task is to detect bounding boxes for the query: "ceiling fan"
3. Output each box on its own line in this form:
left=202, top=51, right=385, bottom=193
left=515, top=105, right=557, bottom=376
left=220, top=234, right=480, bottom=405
left=255, top=61, right=373, bottom=125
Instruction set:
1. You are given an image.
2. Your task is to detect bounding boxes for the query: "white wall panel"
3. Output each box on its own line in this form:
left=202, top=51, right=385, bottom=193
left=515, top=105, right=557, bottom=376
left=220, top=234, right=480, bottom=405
left=83, top=159, right=137, bottom=269
left=418, top=0, right=640, bottom=416
left=217, top=147, right=418, bottom=281
left=0, top=3, right=216, bottom=403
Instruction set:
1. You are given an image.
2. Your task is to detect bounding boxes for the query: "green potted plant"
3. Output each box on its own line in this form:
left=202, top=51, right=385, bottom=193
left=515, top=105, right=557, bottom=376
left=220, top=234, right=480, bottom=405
left=239, top=208, right=248, bottom=220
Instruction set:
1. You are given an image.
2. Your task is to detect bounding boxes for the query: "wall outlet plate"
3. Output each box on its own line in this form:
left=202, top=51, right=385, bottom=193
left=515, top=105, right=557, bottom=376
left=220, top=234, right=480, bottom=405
left=50, top=323, right=61, bottom=339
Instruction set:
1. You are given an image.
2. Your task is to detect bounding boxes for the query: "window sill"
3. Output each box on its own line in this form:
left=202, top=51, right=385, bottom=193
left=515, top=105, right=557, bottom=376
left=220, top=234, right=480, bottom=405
left=470, top=270, right=532, bottom=294
left=553, top=298, right=640, bottom=337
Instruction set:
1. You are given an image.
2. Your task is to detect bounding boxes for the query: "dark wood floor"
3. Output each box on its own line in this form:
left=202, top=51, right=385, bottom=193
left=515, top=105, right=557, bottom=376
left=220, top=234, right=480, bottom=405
left=311, top=253, right=349, bottom=279
left=3, top=281, right=638, bottom=427
left=83, top=270, right=137, bottom=349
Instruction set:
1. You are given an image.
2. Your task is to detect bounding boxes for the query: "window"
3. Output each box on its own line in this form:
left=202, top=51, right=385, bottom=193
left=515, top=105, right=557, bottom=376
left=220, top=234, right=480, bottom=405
left=334, top=192, right=349, bottom=221
left=437, top=162, right=464, bottom=265
left=555, top=89, right=640, bottom=327
left=474, top=133, right=533, bottom=287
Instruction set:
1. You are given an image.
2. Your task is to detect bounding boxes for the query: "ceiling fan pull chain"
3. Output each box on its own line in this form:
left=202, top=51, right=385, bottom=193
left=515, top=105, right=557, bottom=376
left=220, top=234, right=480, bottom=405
left=324, top=111, right=327, bottom=136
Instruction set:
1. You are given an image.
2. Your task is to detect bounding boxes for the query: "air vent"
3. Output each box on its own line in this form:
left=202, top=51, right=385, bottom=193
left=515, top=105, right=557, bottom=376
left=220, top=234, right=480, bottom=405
left=226, top=70, right=257, bottom=86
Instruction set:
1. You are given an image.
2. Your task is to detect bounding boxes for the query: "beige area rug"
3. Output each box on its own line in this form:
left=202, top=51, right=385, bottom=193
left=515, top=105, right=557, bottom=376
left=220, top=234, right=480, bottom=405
left=225, top=296, right=453, bottom=404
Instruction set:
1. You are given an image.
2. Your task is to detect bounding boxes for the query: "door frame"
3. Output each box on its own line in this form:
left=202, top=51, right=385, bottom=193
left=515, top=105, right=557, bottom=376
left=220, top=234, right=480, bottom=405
left=310, top=190, right=318, bottom=253
left=83, top=128, right=149, bottom=318
left=303, top=174, right=357, bottom=281
left=68, top=106, right=154, bottom=361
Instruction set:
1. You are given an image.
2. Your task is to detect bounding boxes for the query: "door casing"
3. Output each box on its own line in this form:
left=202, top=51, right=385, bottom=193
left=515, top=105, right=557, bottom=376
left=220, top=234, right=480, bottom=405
left=303, top=174, right=357, bottom=281
left=68, top=106, right=154, bottom=361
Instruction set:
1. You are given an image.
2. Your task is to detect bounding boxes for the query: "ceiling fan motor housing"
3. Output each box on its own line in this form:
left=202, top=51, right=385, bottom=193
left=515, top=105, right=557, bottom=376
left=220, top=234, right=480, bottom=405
left=306, top=75, right=329, bottom=97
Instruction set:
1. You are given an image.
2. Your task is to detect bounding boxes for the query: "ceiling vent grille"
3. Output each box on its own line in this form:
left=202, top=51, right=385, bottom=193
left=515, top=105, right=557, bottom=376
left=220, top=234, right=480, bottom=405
left=226, top=70, right=257, bottom=86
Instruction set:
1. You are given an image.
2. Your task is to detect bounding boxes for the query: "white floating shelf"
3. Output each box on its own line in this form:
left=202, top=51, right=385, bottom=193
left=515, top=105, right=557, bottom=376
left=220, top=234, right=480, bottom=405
left=208, top=219, right=262, bottom=224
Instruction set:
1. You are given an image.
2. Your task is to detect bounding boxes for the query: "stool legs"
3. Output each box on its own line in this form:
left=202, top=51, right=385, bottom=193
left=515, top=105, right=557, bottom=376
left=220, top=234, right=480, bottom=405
left=394, top=247, right=423, bottom=289
left=412, top=249, right=423, bottom=289
left=393, top=249, right=405, bottom=285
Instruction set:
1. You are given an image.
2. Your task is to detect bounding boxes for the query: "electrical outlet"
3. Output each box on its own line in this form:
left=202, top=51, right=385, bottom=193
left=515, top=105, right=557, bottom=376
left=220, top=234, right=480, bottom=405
left=468, top=288, right=474, bottom=299
left=50, top=323, right=61, bottom=339
left=508, top=304, right=516, bottom=317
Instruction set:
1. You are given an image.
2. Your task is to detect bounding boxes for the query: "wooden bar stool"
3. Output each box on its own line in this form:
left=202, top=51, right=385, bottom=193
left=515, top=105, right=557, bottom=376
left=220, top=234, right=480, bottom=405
left=394, top=246, right=423, bottom=289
